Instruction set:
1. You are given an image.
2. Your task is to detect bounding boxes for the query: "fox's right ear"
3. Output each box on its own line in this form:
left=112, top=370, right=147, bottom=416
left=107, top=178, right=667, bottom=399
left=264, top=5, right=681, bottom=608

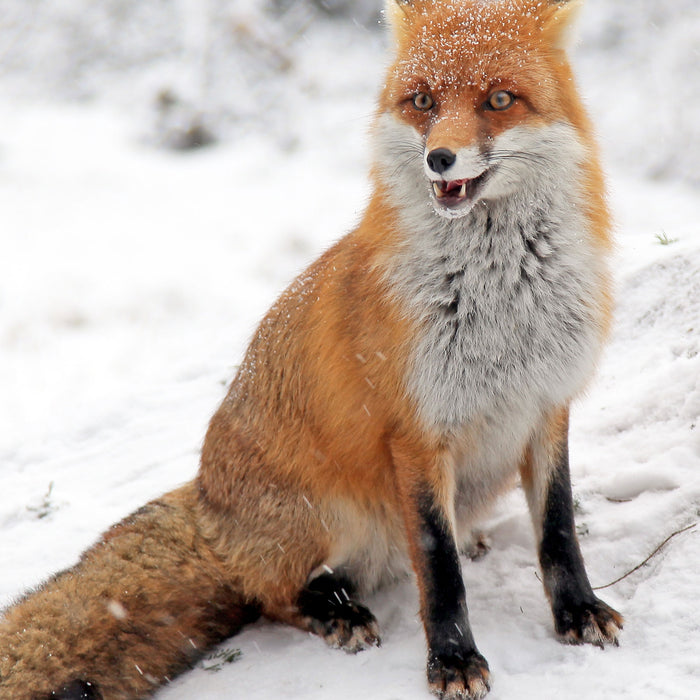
left=384, top=0, right=426, bottom=43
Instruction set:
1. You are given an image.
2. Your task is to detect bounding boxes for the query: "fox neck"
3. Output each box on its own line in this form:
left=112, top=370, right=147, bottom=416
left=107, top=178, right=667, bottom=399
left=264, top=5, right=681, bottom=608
left=369, top=114, right=609, bottom=432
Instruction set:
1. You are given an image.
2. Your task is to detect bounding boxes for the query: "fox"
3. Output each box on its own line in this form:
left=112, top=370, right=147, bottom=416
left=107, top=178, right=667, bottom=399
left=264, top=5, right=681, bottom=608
left=0, top=1, right=623, bottom=699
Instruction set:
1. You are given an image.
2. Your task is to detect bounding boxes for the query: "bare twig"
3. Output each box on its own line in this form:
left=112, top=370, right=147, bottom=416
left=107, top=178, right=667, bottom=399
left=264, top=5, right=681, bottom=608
left=593, top=523, right=697, bottom=591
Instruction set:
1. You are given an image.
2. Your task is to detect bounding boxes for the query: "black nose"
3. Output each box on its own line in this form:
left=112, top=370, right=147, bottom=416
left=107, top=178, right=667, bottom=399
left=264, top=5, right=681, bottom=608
left=426, top=148, right=457, bottom=175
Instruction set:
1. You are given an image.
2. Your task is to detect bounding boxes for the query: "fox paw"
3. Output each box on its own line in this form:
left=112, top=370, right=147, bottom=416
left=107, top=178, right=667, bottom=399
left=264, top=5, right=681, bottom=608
left=297, top=572, right=381, bottom=653
left=305, top=601, right=380, bottom=653
left=427, top=650, right=490, bottom=700
left=556, top=597, right=623, bottom=648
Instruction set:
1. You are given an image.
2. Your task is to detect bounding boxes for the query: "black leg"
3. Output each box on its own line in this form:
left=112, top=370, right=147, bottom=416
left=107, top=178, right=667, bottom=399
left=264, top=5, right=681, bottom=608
left=390, top=433, right=491, bottom=700
left=417, top=495, right=490, bottom=700
left=522, top=410, right=623, bottom=647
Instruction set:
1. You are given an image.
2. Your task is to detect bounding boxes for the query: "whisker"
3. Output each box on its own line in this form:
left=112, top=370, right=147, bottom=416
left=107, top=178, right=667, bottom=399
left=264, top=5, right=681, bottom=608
left=390, top=155, right=421, bottom=178
left=392, top=145, right=424, bottom=159
left=487, top=151, right=549, bottom=165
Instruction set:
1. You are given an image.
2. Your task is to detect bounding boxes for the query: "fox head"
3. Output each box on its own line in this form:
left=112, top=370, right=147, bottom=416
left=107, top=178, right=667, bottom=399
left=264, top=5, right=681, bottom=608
left=374, top=0, right=594, bottom=221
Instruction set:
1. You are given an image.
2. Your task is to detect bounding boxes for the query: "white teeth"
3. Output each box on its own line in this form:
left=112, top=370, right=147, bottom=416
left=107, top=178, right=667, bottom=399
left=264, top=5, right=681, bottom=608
left=432, top=181, right=467, bottom=200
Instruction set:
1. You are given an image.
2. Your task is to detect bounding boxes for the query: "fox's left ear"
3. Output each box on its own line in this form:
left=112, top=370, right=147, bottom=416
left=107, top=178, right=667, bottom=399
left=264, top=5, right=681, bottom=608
left=541, top=0, right=584, bottom=51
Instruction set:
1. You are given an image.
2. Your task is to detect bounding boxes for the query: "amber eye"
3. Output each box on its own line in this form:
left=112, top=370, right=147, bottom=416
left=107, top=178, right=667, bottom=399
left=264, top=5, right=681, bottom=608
left=412, top=92, right=434, bottom=111
left=486, top=90, right=515, bottom=111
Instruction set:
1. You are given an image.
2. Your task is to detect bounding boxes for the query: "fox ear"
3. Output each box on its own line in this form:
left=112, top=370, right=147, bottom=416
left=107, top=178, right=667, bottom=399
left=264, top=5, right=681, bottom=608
left=542, top=0, right=584, bottom=50
left=384, top=0, right=426, bottom=42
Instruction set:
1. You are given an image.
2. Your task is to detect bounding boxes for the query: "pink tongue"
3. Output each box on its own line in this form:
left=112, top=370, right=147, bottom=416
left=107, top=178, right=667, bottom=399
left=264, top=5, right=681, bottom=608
left=444, top=179, right=466, bottom=193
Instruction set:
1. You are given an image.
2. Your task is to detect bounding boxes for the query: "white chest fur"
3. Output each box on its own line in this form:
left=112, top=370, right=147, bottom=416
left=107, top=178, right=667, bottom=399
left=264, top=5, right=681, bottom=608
left=399, top=198, right=603, bottom=430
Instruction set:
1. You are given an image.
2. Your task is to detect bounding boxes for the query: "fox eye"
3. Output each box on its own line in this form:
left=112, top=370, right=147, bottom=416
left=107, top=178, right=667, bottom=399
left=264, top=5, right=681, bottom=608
left=412, top=92, right=434, bottom=111
left=486, top=90, right=515, bottom=111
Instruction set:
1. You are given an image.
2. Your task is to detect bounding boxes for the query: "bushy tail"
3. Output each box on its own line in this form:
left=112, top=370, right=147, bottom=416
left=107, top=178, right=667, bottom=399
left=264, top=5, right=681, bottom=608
left=0, top=483, right=259, bottom=700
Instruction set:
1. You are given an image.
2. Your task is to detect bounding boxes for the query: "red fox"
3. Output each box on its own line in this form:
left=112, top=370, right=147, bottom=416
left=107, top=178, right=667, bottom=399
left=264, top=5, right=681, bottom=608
left=0, top=1, right=623, bottom=698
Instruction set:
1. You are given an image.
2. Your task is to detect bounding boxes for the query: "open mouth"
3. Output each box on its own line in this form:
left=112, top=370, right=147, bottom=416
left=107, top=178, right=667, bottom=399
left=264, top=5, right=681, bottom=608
left=431, top=170, right=490, bottom=210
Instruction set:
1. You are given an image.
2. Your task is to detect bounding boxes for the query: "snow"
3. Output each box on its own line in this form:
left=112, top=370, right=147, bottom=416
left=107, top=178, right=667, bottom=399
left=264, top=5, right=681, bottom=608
left=1, top=1, right=699, bottom=699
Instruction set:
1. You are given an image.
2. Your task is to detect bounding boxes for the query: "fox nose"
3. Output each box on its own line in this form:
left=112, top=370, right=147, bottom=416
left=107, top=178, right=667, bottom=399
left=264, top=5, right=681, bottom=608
left=426, top=148, right=457, bottom=175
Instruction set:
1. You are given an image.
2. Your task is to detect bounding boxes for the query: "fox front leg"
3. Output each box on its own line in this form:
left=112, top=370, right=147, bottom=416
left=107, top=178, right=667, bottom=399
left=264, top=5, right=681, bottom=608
left=420, top=496, right=490, bottom=700
left=392, top=439, right=490, bottom=700
left=521, top=408, right=623, bottom=646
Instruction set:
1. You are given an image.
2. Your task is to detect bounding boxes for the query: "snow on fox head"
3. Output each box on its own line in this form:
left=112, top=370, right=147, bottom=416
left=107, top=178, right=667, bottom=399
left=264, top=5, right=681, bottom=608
left=374, top=0, right=593, bottom=221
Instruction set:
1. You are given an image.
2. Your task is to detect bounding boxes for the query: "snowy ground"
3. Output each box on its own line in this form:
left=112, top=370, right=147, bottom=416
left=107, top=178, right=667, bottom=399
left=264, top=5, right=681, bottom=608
left=2, top=4, right=700, bottom=699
